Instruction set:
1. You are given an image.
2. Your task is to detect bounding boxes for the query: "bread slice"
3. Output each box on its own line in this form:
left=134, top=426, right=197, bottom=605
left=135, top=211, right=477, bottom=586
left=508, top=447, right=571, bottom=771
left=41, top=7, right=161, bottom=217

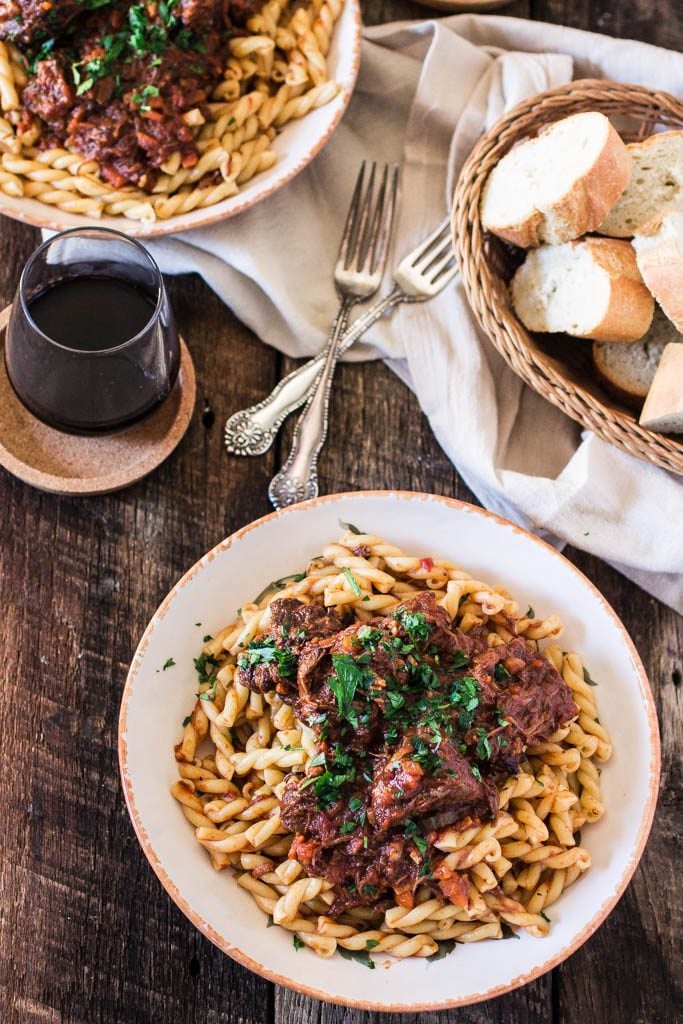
left=593, top=308, right=681, bottom=408
left=510, top=237, right=654, bottom=342
left=481, top=111, right=631, bottom=248
left=639, top=343, right=683, bottom=433
left=597, top=130, right=683, bottom=237
left=632, top=208, right=683, bottom=331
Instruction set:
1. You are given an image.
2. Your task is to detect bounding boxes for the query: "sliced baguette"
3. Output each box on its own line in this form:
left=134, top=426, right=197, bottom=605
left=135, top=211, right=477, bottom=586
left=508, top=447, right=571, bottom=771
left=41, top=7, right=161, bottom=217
left=632, top=208, right=683, bottom=331
left=481, top=111, right=631, bottom=248
left=510, top=237, right=654, bottom=342
left=597, top=130, right=683, bottom=238
left=593, top=308, right=681, bottom=408
left=639, top=343, right=683, bottom=433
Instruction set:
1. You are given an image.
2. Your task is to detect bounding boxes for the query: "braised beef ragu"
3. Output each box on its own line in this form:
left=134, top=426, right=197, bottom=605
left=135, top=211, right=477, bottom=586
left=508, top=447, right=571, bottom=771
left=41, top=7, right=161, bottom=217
left=0, top=0, right=260, bottom=189
left=237, top=591, right=577, bottom=914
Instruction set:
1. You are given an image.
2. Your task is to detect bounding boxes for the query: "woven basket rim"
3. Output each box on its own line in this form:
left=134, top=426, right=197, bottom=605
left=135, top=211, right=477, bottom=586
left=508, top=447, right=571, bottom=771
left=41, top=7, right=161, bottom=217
left=452, top=78, right=683, bottom=477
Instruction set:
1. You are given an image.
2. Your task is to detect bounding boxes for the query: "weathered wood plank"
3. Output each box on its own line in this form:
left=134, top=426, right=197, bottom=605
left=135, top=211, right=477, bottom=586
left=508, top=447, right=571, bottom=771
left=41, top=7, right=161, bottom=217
left=533, top=0, right=681, bottom=52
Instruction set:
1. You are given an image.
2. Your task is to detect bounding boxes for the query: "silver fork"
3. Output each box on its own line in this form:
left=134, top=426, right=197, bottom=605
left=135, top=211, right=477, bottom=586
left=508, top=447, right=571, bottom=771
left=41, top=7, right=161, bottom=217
left=267, top=161, right=399, bottom=509
left=225, top=217, right=456, bottom=457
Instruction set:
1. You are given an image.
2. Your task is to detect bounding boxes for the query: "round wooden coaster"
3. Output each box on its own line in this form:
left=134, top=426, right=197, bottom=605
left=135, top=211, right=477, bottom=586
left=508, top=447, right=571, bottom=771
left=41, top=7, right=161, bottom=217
left=0, top=305, right=196, bottom=495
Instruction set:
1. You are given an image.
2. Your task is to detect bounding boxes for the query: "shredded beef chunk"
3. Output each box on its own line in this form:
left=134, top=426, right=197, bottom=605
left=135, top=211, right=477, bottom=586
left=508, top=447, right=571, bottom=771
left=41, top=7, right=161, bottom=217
left=0, top=0, right=82, bottom=46
left=268, top=598, right=344, bottom=654
left=257, top=588, right=577, bottom=913
left=234, top=598, right=343, bottom=698
left=20, top=57, right=73, bottom=123
left=369, top=730, right=499, bottom=833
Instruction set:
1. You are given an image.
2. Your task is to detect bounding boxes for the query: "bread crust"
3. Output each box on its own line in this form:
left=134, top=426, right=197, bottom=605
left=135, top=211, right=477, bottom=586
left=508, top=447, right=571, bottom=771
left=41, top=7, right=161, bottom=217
left=633, top=212, right=683, bottom=331
left=639, top=342, right=683, bottom=432
left=578, top=238, right=654, bottom=342
left=592, top=343, right=648, bottom=409
left=596, top=130, right=683, bottom=238
left=510, top=238, right=654, bottom=343
left=482, top=115, right=631, bottom=249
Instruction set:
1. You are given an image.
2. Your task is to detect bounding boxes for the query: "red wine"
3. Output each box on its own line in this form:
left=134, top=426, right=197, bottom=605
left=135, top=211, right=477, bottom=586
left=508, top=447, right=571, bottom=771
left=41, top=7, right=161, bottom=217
left=28, top=276, right=156, bottom=351
left=8, top=271, right=179, bottom=434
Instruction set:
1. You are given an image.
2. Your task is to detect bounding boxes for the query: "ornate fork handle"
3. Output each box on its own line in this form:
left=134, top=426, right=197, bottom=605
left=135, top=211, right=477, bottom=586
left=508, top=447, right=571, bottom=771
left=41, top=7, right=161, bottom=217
left=225, top=288, right=404, bottom=457
left=267, top=300, right=356, bottom=508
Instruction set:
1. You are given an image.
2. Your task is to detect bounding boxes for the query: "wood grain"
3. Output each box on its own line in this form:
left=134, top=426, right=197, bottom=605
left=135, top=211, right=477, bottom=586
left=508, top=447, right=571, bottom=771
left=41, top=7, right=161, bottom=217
left=0, top=2, right=681, bottom=1023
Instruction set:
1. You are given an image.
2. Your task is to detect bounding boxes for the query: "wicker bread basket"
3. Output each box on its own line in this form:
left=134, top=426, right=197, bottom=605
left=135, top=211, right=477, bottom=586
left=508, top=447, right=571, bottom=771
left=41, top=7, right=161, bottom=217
left=452, top=79, right=683, bottom=476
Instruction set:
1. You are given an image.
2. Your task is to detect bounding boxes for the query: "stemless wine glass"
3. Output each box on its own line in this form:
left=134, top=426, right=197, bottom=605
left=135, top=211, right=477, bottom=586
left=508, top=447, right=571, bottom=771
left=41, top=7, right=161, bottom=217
left=5, top=227, right=180, bottom=434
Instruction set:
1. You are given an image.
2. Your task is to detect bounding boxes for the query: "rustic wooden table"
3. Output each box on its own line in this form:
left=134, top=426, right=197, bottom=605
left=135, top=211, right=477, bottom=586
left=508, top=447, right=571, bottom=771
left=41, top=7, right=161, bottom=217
left=0, top=1, right=680, bottom=1022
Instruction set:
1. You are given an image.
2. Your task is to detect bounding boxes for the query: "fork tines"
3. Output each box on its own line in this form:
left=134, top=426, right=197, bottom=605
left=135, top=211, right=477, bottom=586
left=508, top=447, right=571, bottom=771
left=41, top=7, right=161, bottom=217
left=339, top=161, right=400, bottom=274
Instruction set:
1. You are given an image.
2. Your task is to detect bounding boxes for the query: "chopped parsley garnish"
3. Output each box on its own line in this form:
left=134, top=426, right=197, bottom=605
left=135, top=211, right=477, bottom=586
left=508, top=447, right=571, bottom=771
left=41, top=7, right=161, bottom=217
left=292, top=934, right=304, bottom=951
left=329, top=653, right=369, bottom=724
left=182, top=715, right=191, bottom=727
left=253, top=572, right=307, bottom=605
left=452, top=650, right=469, bottom=669
left=410, top=735, right=442, bottom=775
left=300, top=744, right=356, bottom=810
left=193, top=652, right=219, bottom=682
left=526, top=606, right=535, bottom=619
left=342, top=566, right=362, bottom=596
left=162, top=657, right=175, bottom=670
left=427, top=939, right=457, bottom=962
left=199, top=677, right=218, bottom=702
left=475, top=728, right=493, bottom=761
left=338, top=947, right=375, bottom=969
left=339, top=520, right=362, bottom=535
left=583, top=666, right=599, bottom=686
left=237, top=639, right=296, bottom=678
left=366, top=938, right=380, bottom=950
left=395, top=607, right=432, bottom=645
left=386, top=691, right=406, bottom=711
left=357, top=626, right=382, bottom=649
left=495, top=661, right=510, bottom=682
left=471, top=765, right=482, bottom=781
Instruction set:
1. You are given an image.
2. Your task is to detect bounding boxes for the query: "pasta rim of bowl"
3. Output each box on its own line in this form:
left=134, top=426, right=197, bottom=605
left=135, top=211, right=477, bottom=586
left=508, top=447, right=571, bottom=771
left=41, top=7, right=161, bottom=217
left=118, top=490, right=661, bottom=1011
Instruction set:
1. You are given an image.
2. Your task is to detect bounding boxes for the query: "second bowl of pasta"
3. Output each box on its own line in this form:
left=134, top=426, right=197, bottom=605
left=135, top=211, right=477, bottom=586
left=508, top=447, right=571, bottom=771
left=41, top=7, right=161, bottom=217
left=119, top=491, right=659, bottom=1010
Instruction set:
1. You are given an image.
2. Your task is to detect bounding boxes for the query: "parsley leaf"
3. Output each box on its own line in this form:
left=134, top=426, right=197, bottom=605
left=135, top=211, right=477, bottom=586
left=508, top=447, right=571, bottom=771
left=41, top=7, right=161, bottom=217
left=583, top=666, right=599, bottom=686
left=342, top=566, right=362, bottom=596
left=338, top=947, right=375, bottom=969
left=494, top=661, right=510, bottom=682
left=427, top=939, right=457, bottom=962
left=292, top=934, right=304, bottom=950
left=237, top=640, right=296, bottom=678
left=395, top=608, right=432, bottom=645
left=339, top=520, right=362, bottom=535
left=329, top=654, right=365, bottom=721
left=162, top=657, right=175, bottom=670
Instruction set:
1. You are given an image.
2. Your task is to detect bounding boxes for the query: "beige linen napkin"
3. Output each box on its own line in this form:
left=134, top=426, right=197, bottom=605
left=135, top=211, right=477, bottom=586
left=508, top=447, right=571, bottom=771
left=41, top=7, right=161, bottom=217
left=148, top=15, right=683, bottom=613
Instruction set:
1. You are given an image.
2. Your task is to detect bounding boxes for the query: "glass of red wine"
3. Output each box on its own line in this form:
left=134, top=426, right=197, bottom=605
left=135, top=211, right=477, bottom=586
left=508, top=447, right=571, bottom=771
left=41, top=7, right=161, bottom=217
left=5, top=227, right=180, bottom=434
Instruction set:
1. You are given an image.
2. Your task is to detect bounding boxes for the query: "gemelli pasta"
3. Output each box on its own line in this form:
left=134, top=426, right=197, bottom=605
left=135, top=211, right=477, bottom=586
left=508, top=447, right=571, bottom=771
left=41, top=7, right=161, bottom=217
left=0, top=0, right=344, bottom=223
left=172, top=529, right=611, bottom=963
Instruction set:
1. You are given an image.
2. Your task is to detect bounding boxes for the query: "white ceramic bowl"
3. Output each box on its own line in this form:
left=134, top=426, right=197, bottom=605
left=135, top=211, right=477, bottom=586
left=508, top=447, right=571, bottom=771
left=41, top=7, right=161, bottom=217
left=0, top=0, right=361, bottom=238
left=119, top=491, right=660, bottom=1011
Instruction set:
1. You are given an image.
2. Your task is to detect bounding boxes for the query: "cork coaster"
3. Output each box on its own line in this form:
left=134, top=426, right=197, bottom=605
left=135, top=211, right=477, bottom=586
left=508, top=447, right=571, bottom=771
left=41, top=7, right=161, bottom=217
left=0, top=305, right=196, bottom=495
